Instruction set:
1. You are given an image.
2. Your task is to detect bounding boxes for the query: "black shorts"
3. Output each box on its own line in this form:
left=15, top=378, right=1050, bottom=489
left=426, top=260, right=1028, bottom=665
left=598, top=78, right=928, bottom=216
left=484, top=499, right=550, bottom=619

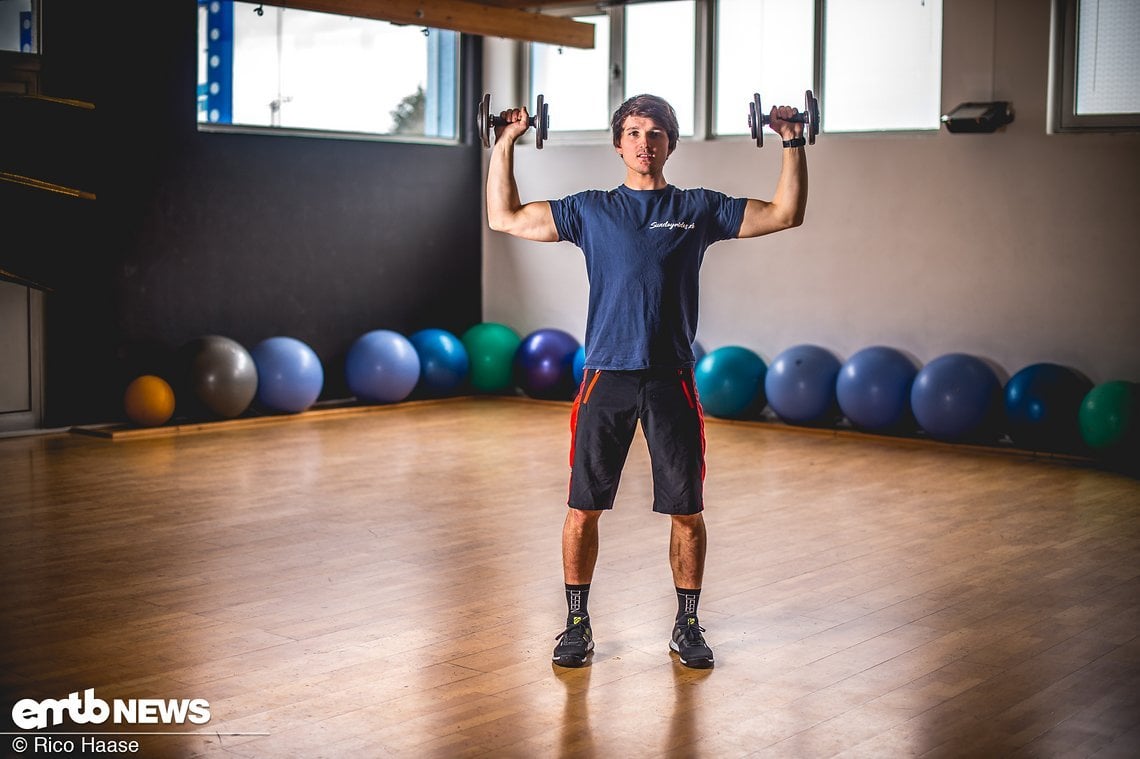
left=568, top=368, right=706, bottom=515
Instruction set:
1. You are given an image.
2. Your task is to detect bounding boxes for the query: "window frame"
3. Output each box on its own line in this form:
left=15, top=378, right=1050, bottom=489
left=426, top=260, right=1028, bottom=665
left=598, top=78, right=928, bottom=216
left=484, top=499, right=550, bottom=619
left=1050, top=0, right=1140, bottom=133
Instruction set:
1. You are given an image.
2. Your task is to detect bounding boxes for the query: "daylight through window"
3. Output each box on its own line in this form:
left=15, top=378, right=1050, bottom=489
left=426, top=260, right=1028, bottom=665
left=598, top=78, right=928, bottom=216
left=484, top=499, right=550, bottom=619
left=197, top=0, right=458, bottom=140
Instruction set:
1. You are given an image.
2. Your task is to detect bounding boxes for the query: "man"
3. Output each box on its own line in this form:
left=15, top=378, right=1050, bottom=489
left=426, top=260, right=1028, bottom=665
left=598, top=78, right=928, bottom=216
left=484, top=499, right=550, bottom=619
left=486, top=94, right=807, bottom=669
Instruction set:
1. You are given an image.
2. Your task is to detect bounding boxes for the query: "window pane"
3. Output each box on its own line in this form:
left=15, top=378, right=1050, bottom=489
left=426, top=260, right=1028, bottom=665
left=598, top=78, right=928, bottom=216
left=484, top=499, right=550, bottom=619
left=1076, top=0, right=1140, bottom=115
left=824, top=0, right=942, bottom=132
left=1, top=0, right=37, bottom=53
left=715, top=0, right=814, bottom=135
left=625, top=1, right=696, bottom=136
left=531, top=14, right=611, bottom=133
left=197, top=0, right=457, bottom=139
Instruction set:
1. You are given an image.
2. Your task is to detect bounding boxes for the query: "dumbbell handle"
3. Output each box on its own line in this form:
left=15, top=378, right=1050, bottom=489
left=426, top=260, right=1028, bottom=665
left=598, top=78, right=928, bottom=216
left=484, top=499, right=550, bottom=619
left=487, top=112, right=541, bottom=130
left=754, top=112, right=810, bottom=126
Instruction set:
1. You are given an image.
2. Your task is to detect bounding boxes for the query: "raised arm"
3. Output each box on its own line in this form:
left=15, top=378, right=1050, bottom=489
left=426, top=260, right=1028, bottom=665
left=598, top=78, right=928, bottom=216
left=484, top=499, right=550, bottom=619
left=486, top=106, right=560, bottom=242
left=737, top=105, right=808, bottom=239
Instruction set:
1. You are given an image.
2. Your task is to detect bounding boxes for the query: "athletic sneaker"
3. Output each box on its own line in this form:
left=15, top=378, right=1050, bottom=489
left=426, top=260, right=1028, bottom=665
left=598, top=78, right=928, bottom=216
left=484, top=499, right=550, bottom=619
left=670, top=616, right=714, bottom=669
left=553, top=615, right=594, bottom=667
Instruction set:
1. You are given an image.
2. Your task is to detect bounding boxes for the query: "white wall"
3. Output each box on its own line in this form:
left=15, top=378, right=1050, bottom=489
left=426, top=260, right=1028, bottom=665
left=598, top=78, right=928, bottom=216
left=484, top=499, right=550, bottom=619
left=481, top=0, right=1140, bottom=384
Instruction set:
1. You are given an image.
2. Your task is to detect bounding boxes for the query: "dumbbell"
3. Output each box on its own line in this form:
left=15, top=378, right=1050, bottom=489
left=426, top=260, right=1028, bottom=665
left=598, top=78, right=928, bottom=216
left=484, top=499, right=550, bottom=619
left=747, top=90, right=820, bottom=148
left=477, top=93, right=550, bottom=149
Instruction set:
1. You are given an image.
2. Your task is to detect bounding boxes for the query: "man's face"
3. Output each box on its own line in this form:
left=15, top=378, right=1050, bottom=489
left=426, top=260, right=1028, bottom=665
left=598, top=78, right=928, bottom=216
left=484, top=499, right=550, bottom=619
left=616, top=115, right=672, bottom=176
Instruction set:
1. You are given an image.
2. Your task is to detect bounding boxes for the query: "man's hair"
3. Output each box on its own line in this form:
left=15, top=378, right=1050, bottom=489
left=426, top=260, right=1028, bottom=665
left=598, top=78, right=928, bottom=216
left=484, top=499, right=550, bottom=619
left=611, top=94, right=679, bottom=153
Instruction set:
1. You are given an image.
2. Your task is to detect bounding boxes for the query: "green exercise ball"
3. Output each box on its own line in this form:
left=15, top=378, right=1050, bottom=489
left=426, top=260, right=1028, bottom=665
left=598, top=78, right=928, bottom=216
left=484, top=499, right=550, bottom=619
left=1079, top=380, right=1138, bottom=452
left=461, top=322, right=522, bottom=393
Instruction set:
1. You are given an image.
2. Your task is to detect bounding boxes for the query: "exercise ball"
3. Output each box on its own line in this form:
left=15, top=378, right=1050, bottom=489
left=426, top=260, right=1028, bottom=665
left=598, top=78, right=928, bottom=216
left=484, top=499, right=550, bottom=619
left=461, top=322, right=521, bottom=393
left=1078, top=380, right=1139, bottom=453
left=182, top=335, right=258, bottom=419
left=251, top=336, right=324, bottom=413
left=345, top=329, right=420, bottom=403
left=694, top=346, right=766, bottom=419
left=1004, top=362, right=1092, bottom=451
left=572, top=345, right=586, bottom=384
left=124, top=375, right=175, bottom=427
left=836, top=346, right=918, bottom=432
left=765, top=344, right=842, bottom=425
left=513, top=328, right=580, bottom=400
left=911, top=353, right=1000, bottom=441
left=409, top=328, right=469, bottom=396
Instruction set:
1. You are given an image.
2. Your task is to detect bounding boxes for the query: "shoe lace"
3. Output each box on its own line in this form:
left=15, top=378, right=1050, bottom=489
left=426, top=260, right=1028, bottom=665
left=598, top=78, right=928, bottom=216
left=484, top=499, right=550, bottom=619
left=556, top=619, right=590, bottom=644
left=679, top=618, right=707, bottom=646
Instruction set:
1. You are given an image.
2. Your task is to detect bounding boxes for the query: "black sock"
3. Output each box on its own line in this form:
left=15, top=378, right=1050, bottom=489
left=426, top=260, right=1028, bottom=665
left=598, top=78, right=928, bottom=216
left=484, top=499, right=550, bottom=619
left=565, top=583, right=590, bottom=622
left=676, top=587, right=701, bottom=622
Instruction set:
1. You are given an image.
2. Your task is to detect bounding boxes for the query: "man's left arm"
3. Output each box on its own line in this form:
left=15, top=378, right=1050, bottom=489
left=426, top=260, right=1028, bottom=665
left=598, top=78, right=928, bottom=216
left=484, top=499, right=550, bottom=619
left=737, top=106, right=808, bottom=239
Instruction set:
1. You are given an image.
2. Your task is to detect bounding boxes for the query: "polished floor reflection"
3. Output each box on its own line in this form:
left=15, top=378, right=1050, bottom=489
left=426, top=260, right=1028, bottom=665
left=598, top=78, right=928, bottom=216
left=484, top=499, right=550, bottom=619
left=1, top=398, right=1137, bottom=757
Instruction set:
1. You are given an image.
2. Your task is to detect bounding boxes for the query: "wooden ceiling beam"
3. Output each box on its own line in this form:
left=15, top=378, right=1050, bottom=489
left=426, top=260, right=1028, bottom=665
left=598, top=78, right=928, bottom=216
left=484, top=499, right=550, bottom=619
left=267, top=0, right=596, bottom=48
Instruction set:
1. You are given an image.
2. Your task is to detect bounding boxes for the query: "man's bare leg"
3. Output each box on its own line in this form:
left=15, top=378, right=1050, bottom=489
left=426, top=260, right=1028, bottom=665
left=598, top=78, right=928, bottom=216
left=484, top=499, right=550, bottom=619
left=669, top=512, right=706, bottom=588
left=563, top=507, right=602, bottom=584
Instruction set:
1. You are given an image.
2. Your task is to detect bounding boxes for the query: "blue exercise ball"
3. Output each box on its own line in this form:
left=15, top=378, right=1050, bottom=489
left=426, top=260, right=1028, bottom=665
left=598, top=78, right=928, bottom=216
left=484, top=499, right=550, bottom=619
left=181, top=335, right=258, bottom=419
left=409, top=328, right=469, bottom=397
left=251, top=336, right=324, bottom=413
left=345, top=329, right=421, bottom=403
left=572, top=345, right=586, bottom=385
left=911, top=353, right=1001, bottom=441
left=765, top=344, right=842, bottom=425
left=513, top=328, right=581, bottom=400
left=694, top=346, right=766, bottom=419
left=836, top=346, right=918, bottom=432
left=1004, top=362, right=1092, bottom=451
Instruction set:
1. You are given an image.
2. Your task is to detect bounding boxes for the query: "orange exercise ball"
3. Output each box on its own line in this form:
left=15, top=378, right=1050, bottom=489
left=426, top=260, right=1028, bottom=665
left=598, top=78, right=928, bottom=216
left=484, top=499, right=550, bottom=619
left=124, top=375, right=176, bottom=427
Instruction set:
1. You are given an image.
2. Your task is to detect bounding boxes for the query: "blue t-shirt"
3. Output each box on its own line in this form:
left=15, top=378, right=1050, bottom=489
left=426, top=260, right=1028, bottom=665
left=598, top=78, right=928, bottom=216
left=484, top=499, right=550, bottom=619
left=550, top=184, right=746, bottom=370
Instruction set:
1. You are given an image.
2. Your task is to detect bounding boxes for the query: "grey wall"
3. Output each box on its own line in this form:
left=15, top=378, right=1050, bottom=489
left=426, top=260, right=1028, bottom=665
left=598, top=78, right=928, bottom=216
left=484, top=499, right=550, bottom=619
left=481, top=0, right=1140, bottom=386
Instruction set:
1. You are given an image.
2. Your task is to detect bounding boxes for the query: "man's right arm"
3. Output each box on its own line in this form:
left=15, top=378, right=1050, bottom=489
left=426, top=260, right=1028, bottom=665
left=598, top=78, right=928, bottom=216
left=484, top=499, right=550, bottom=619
left=486, top=107, right=560, bottom=242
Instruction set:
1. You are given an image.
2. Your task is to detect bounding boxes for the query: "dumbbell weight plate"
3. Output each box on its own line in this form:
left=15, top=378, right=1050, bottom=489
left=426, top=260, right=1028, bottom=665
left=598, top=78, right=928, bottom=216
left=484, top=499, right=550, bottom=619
left=804, top=89, right=819, bottom=145
left=478, top=93, right=493, bottom=149
left=748, top=93, right=765, bottom=148
left=535, top=94, right=547, bottom=149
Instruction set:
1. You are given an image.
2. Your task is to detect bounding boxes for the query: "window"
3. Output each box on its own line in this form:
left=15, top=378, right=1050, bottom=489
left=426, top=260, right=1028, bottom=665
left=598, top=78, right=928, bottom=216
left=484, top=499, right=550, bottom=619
left=714, top=0, right=814, bottom=136
left=197, top=0, right=459, bottom=140
left=530, top=2, right=697, bottom=140
left=823, top=0, right=943, bottom=133
left=0, top=0, right=38, bottom=53
left=530, top=13, right=611, bottom=133
left=1052, top=0, right=1140, bottom=131
left=624, top=1, right=697, bottom=136
left=528, top=0, right=943, bottom=142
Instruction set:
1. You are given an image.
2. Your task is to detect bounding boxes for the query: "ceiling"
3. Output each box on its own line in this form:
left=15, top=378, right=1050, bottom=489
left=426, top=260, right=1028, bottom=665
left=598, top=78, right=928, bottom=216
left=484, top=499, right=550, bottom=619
left=266, top=1, right=605, bottom=49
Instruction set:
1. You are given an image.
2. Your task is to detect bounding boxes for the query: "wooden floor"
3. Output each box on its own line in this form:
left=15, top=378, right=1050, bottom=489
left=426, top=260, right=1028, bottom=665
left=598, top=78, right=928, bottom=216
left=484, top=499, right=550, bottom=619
left=1, top=397, right=1138, bottom=758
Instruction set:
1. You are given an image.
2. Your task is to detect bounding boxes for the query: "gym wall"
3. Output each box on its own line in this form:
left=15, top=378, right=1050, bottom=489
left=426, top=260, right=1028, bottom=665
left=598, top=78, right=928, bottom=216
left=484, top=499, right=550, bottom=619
left=10, top=1, right=483, bottom=426
left=481, top=0, right=1140, bottom=386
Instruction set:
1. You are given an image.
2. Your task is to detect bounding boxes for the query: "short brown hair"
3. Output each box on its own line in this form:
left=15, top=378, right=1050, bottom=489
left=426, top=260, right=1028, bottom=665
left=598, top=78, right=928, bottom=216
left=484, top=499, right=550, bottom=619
left=611, top=94, right=679, bottom=153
